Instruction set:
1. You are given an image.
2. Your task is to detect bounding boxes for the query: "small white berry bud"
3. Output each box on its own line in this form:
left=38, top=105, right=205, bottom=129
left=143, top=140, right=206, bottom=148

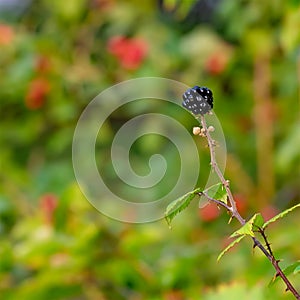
left=193, top=127, right=201, bottom=135
left=208, top=126, right=215, bottom=132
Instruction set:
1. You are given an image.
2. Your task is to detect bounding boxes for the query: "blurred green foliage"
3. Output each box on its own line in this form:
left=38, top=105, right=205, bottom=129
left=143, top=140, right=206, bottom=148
left=0, top=0, right=299, bottom=299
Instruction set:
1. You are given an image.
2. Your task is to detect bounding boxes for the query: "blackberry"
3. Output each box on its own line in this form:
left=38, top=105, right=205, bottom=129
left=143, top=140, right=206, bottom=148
left=182, top=86, right=213, bottom=115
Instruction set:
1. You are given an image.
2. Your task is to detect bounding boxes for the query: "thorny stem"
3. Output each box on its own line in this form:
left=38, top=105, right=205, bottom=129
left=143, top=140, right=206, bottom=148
left=199, top=115, right=245, bottom=225
left=258, top=228, right=274, bottom=257
left=198, top=114, right=300, bottom=299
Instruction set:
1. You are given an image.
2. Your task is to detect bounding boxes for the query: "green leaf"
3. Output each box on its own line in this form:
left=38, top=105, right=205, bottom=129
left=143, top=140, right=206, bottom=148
left=269, top=261, right=300, bottom=287
left=294, top=265, right=300, bottom=274
left=217, top=235, right=245, bottom=261
left=230, top=213, right=264, bottom=238
left=262, top=203, right=300, bottom=229
left=204, top=183, right=228, bottom=204
left=165, top=188, right=202, bottom=227
left=283, top=262, right=300, bottom=275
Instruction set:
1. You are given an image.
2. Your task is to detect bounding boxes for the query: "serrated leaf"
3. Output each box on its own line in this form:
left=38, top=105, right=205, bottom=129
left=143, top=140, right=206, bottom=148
left=217, top=235, right=245, bottom=261
left=230, top=213, right=264, bottom=238
left=269, top=261, right=300, bottom=287
left=263, top=203, right=300, bottom=229
left=165, top=188, right=202, bottom=227
left=204, top=183, right=228, bottom=204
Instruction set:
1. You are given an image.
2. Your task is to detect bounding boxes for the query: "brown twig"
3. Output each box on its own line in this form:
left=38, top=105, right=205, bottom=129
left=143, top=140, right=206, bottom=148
left=199, top=191, right=232, bottom=211
left=198, top=114, right=300, bottom=299
left=199, top=115, right=245, bottom=224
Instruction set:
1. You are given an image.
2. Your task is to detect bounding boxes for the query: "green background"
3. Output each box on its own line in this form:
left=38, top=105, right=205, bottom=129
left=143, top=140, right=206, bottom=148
left=0, top=0, right=299, bottom=299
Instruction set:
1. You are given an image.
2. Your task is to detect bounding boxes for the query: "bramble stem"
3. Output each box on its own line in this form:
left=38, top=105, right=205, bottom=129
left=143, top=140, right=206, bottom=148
left=198, top=114, right=300, bottom=299
left=199, top=191, right=232, bottom=212
left=199, top=115, right=245, bottom=225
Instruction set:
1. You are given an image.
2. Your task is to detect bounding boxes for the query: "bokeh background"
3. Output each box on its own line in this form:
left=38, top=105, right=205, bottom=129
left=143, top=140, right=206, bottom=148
left=1, top=0, right=300, bottom=299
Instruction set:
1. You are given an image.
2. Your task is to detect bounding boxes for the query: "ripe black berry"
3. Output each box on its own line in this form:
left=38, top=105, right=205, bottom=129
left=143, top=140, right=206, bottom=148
left=182, top=86, right=213, bottom=115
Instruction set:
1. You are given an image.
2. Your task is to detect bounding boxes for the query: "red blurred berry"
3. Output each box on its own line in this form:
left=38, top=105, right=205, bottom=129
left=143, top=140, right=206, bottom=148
left=107, top=36, right=127, bottom=56
left=25, top=78, right=50, bottom=110
left=205, top=51, right=229, bottom=75
left=107, top=35, right=148, bottom=70
left=40, top=193, right=58, bottom=225
left=199, top=203, right=220, bottom=222
left=120, top=38, right=147, bottom=69
left=0, top=24, right=14, bottom=45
